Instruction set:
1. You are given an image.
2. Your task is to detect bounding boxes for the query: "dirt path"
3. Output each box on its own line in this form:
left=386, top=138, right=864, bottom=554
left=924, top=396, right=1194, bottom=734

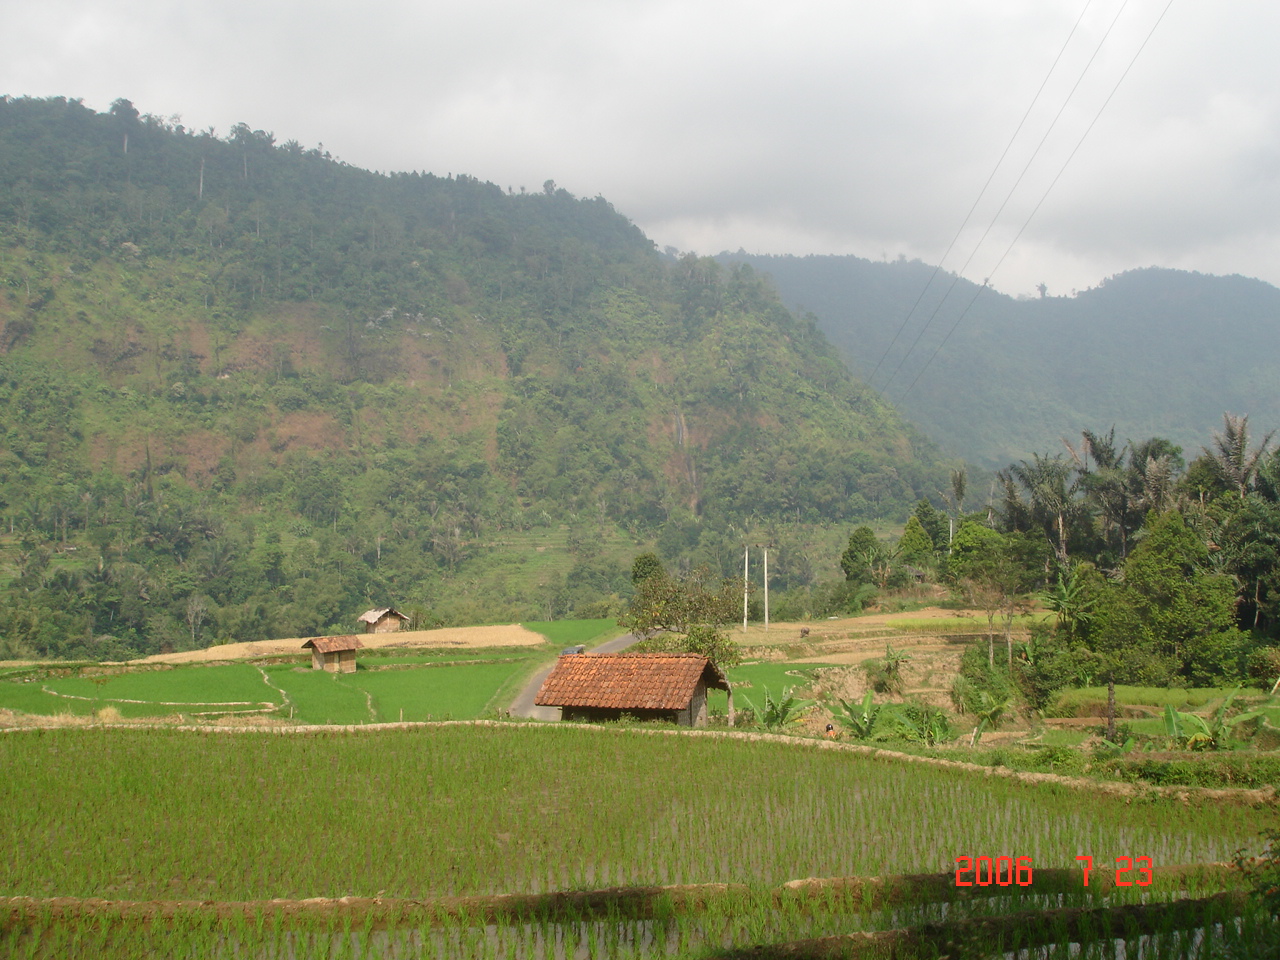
left=508, top=631, right=637, bottom=719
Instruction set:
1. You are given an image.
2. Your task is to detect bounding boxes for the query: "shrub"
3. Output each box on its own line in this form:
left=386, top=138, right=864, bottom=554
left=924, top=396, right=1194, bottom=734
left=890, top=701, right=953, bottom=746
left=1185, top=628, right=1247, bottom=686
left=1248, top=646, right=1280, bottom=687
left=863, top=644, right=911, bottom=695
left=1096, top=754, right=1280, bottom=788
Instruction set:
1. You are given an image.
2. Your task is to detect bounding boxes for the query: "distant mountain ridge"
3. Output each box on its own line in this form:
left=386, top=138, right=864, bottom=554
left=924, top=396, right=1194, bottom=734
left=719, top=252, right=1280, bottom=466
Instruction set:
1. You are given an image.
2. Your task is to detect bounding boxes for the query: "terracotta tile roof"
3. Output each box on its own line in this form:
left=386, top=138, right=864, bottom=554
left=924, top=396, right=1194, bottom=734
left=357, top=607, right=407, bottom=624
left=302, top=635, right=363, bottom=654
left=535, top=653, right=728, bottom=711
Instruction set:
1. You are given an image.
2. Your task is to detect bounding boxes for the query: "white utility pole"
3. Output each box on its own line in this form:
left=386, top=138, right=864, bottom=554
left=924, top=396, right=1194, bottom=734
left=763, top=548, right=769, bottom=632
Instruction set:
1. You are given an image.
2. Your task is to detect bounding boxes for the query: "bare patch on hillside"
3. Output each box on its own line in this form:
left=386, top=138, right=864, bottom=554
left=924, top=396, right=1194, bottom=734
left=173, top=429, right=230, bottom=478
left=255, top=410, right=347, bottom=454
left=225, top=308, right=333, bottom=375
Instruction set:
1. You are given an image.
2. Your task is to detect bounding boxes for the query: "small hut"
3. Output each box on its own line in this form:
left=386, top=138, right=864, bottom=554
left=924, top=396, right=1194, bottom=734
left=535, top=652, right=732, bottom=727
left=357, top=607, right=409, bottom=634
left=303, top=635, right=363, bottom=673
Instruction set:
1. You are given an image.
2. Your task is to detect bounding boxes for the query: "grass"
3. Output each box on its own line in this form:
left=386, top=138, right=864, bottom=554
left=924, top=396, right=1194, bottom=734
left=1048, top=685, right=1248, bottom=718
left=348, top=661, right=529, bottom=721
left=44, top=663, right=281, bottom=707
left=707, top=661, right=837, bottom=716
left=267, top=667, right=372, bottom=724
left=0, top=656, right=533, bottom=724
left=521, top=618, right=622, bottom=648
left=1, top=724, right=1264, bottom=903
left=1, top=723, right=1272, bottom=957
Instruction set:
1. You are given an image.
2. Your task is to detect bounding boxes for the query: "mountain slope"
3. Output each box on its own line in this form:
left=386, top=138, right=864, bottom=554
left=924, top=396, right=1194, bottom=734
left=0, top=97, right=947, bottom=658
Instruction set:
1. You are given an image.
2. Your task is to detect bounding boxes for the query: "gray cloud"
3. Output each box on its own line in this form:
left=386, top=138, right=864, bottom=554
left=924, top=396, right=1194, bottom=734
left=3, top=0, right=1278, bottom=296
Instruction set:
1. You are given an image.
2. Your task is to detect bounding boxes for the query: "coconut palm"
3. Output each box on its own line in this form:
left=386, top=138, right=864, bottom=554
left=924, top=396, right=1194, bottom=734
left=1004, top=454, right=1082, bottom=566
left=1205, top=412, right=1274, bottom=496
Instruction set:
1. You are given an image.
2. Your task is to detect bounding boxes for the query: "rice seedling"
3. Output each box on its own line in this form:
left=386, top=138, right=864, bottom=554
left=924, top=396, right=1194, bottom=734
left=2, top=723, right=1271, bottom=957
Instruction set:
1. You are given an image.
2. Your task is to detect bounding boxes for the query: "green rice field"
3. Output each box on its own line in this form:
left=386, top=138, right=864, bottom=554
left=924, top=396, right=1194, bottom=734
left=0, top=651, right=538, bottom=723
left=8, top=723, right=1264, bottom=899
left=0, top=723, right=1273, bottom=957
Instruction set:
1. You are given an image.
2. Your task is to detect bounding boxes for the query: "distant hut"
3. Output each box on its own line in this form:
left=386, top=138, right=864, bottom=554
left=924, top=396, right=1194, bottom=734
left=303, top=635, right=363, bottom=673
left=535, top=652, right=732, bottom=728
left=357, top=607, right=409, bottom=634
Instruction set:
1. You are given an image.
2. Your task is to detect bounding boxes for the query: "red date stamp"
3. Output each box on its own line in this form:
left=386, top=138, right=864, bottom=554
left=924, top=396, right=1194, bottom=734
left=1075, top=855, right=1153, bottom=886
left=955, top=856, right=1154, bottom=887
left=954, top=855, right=1034, bottom=886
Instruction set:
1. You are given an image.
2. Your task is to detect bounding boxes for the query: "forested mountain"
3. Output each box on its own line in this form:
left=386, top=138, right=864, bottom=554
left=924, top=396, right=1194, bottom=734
left=721, top=252, right=1280, bottom=467
left=0, top=96, right=948, bottom=659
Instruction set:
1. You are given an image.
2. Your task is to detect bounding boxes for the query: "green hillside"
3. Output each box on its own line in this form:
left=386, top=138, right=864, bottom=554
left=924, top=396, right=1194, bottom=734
left=0, top=96, right=949, bottom=660
left=722, top=252, right=1280, bottom=466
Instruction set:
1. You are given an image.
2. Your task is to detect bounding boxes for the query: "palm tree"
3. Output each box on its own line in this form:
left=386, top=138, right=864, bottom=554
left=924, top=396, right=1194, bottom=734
left=1069, top=429, right=1133, bottom=560
left=1005, top=454, right=1081, bottom=566
left=1206, top=412, right=1274, bottom=496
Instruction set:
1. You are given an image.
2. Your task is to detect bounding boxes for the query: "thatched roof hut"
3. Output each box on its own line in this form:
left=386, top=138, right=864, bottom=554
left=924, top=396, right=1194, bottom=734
left=302, top=635, right=363, bottom=673
left=357, top=608, right=409, bottom=633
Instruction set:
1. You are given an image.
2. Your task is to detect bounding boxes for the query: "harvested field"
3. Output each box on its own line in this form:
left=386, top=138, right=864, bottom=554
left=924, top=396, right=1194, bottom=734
left=131, top=623, right=548, bottom=665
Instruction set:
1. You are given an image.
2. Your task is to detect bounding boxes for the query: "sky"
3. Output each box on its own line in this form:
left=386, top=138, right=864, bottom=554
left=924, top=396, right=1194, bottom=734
left=2, top=0, right=1278, bottom=298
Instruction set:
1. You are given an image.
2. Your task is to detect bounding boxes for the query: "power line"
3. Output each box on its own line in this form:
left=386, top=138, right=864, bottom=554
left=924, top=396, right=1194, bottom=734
left=896, top=0, right=1178, bottom=405
left=867, top=0, right=1098, bottom=392
left=881, top=0, right=1135, bottom=394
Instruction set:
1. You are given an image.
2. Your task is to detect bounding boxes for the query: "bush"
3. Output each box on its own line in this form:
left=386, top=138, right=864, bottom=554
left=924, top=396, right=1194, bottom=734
left=1016, top=629, right=1104, bottom=709
left=958, top=642, right=1019, bottom=703
left=1027, top=745, right=1087, bottom=775
left=1248, top=646, right=1280, bottom=687
left=1185, top=628, right=1247, bottom=686
left=771, top=580, right=877, bottom=621
left=1096, top=754, right=1280, bottom=788
left=863, top=644, right=911, bottom=695
left=889, top=701, right=953, bottom=746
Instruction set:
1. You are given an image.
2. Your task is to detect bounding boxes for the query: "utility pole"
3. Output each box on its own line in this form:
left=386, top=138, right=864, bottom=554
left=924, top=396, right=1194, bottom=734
left=763, top=547, right=769, bottom=632
left=743, top=546, right=749, bottom=634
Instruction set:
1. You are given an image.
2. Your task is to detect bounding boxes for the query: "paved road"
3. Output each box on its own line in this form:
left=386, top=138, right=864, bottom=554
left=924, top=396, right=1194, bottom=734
left=508, top=631, right=640, bottom=719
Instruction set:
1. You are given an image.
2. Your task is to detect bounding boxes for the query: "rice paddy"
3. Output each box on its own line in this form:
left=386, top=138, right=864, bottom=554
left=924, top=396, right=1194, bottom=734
left=1, top=722, right=1273, bottom=957
left=2, top=613, right=1275, bottom=957
left=0, top=651, right=538, bottom=724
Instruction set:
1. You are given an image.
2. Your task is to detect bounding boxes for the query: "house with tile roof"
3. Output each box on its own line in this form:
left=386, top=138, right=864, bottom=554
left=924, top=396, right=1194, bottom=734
left=302, top=635, right=363, bottom=673
left=535, top=652, right=732, bottom=727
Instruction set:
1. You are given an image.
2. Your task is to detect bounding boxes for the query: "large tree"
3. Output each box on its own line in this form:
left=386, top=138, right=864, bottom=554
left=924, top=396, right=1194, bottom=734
left=1088, top=511, right=1245, bottom=685
left=950, top=523, right=1042, bottom=667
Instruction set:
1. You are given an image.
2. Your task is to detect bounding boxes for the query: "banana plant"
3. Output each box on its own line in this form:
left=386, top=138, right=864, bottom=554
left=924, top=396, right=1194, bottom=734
left=894, top=703, right=953, bottom=746
left=969, top=691, right=1011, bottom=747
left=743, top=686, right=812, bottom=731
left=834, top=690, right=882, bottom=739
left=1164, top=690, right=1261, bottom=750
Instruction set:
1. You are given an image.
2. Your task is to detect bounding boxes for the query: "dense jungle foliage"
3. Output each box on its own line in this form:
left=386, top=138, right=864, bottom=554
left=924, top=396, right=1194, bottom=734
left=723, top=252, right=1280, bottom=467
left=0, top=96, right=949, bottom=659
left=836, top=418, right=1280, bottom=701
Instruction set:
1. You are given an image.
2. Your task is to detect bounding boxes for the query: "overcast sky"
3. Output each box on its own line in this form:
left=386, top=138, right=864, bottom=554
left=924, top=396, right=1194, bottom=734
left=3, top=0, right=1278, bottom=297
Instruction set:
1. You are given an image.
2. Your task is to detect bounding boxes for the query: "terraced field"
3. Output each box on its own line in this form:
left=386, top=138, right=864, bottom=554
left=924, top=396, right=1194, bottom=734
left=0, top=723, right=1272, bottom=958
